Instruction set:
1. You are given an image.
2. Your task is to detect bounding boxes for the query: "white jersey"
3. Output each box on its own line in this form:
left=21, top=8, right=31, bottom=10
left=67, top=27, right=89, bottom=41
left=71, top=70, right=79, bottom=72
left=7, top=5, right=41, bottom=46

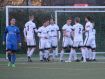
left=73, top=23, right=83, bottom=41
left=38, top=26, right=51, bottom=49
left=84, top=29, right=96, bottom=48
left=38, top=26, right=49, bottom=39
left=24, top=20, right=37, bottom=39
left=85, top=21, right=93, bottom=37
left=48, top=24, right=59, bottom=37
left=92, top=29, right=96, bottom=39
left=62, top=24, right=73, bottom=37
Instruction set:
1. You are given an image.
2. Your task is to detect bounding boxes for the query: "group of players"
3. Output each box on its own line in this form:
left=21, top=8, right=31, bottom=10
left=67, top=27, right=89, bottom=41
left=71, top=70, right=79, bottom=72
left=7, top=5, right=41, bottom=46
left=3, top=15, right=96, bottom=67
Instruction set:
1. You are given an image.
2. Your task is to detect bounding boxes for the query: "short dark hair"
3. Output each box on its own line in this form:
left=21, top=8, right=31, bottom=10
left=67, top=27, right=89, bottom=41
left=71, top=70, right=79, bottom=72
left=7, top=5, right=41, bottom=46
left=29, top=15, right=34, bottom=19
left=85, top=16, right=92, bottom=21
left=75, top=17, right=80, bottom=23
left=50, top=18, right=54, bottom=21
left=10, top=18, right=16, bottom=20
left=67, top=17, right=72, bottom=21
left=42, top=17, right=49, bottom=23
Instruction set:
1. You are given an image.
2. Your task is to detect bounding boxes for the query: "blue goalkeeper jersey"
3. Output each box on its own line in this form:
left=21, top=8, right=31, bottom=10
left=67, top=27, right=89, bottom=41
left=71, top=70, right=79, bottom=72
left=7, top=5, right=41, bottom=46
left=3, top=25, right=21, bottom=43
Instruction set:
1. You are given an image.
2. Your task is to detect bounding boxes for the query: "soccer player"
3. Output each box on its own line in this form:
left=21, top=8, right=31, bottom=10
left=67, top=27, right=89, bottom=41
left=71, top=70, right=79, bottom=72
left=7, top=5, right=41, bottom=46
left=38, top=18, right=51, bottom=62
left=24, top=15, right=37, bottom=62
left=48, top=18, right=60, bottom=60
left=84, top=16, right=95, bottom=61
left=3, top=18, right=21, bottom=67
left=71, top=17, right=86, bottom=62
left=60, top=18, right=73, bottom=62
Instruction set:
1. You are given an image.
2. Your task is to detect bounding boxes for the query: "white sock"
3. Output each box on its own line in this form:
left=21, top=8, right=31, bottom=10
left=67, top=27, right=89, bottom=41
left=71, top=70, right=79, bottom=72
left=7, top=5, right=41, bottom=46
left=81, top=48, right=86, bottom=62
left=69, top=49, right=73, bottom=61
left=52, top=49, right=56, bottom=59
left=73, top=50, right=77, bottom=61
left=92, top=52, right=96, bottom=60
left=6, top=52, right=8, bottom=59
left=27, top=48, right=31, bottom=57
left=44, top=50, right=49, bottom=59
left=85, top=48, right=89, bottom=59
left=39, top=51, right=43, bottom=60
left=88, top=49, right=92, bottom=60
left=60, top=50, right=64, bottom=60
left=90, top=52, right=93, bottom=60
left=55, top=48, right=58, bottom=56
left=69, top=49, right=77, bottom=61
left=29, top=48, right=35, bottom=57
left=87, top=49, right=90, bottom=59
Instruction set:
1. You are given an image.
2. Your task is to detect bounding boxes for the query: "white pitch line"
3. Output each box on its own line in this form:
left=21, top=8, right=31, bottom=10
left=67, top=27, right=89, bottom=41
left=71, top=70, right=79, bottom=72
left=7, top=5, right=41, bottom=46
left=0, top=61, right=105, bottom=67
left=23, top=66, right=105, bottom=71
left=0, top=66, right=105, bottom=71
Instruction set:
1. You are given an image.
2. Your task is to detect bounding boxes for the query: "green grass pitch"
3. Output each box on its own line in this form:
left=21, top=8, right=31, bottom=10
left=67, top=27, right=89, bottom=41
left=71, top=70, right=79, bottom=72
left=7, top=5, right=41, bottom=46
left=0, top=54, right=105, bottom=79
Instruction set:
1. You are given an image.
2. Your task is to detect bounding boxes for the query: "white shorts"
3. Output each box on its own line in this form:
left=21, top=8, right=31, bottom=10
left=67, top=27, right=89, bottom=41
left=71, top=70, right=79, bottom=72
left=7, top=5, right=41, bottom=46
left=39, top=38, right=51, bottom=50
left=73, top=41, right=83, bottom=48
left=84, top=37, right=96, bottom=48
left=91, top=39, right=96, bottom=49
left=49, top=37, right=58, bottom=48
left=62, top=37, right=73, bottom=48
left=26, top=38, right=36, bottom=47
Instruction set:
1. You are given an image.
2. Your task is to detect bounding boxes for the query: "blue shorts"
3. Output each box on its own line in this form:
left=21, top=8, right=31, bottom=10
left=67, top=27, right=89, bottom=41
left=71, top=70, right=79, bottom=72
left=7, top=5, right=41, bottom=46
left=6, top=41, right=18, bottom=52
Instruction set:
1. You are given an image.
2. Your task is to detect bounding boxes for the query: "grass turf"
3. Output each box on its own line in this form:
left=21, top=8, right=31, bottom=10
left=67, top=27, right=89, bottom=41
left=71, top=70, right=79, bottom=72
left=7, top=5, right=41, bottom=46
left=0, top=55, right=105, bottom=79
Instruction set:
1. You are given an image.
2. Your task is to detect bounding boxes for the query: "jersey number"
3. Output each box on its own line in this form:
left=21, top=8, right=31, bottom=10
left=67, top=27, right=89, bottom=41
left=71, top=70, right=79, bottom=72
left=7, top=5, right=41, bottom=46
left=79, top=28, right=82, bottom=34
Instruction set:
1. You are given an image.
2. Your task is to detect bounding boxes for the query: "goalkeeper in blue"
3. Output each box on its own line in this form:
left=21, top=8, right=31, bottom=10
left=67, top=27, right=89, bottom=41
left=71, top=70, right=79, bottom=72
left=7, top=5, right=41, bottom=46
left=3, top=18, right=21, bottom=67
